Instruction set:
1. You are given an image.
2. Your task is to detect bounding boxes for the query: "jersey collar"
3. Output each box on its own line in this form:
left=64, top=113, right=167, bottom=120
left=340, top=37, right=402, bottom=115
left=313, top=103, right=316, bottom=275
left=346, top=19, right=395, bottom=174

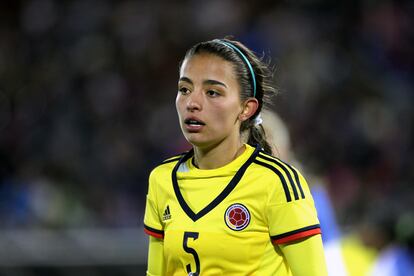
left=171, top=144, right=261, bottom=222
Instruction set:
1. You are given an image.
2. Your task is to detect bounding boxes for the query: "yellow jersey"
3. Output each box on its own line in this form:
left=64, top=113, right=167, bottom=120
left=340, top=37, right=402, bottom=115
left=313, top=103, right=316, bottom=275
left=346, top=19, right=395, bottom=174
left=144, top=144, right=321, bottom=275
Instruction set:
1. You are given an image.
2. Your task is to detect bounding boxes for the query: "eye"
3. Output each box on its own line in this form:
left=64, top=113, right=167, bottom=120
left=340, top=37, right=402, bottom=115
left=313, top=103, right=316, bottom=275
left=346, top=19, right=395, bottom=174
left=178, top=86, right=190, bottom=95
left=206, top=90, right=220, bottom=97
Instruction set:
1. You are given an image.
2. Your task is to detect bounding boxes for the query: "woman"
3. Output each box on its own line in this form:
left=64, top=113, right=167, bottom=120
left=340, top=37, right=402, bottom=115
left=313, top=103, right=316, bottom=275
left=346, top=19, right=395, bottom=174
left=144, top=38, right=327, bottom=275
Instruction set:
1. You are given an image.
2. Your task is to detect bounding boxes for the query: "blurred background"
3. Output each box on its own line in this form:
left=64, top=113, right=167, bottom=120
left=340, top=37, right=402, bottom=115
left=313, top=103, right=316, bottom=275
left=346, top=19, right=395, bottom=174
left=0, top=0, right=413, bottom=275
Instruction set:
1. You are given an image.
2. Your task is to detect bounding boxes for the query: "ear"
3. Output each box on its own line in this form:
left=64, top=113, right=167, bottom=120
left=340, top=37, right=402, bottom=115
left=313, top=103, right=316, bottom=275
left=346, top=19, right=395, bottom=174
left=239, top=98, right=259, bottom=122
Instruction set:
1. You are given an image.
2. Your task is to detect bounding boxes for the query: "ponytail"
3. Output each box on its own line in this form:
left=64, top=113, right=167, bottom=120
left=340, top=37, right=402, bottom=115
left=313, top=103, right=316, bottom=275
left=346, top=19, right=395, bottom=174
left=247, top=124, right=272, bottom=154
left=241, top=116, right=272, bottom=155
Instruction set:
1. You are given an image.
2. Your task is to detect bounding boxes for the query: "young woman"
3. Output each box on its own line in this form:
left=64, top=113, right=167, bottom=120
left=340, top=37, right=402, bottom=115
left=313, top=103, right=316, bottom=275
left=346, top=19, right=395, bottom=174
left=144, top=38, right=327, bottom=275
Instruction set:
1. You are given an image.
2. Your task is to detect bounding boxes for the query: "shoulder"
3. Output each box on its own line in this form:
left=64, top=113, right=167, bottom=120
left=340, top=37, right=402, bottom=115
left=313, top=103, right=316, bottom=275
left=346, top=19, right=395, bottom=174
left=252, top=150, right=299, bottom=178
left=149, top=152, right=188, bottom=179
left=252, top=150, right=308, bottom=203
left=147, top=152, right=188, bottom=195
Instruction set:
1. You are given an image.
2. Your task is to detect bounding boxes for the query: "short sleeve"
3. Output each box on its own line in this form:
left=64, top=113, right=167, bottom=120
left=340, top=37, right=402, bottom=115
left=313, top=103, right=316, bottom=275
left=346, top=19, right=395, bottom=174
left=267, top=170, right=321, bottom=244
left=144, top=171, right=164, bottom=239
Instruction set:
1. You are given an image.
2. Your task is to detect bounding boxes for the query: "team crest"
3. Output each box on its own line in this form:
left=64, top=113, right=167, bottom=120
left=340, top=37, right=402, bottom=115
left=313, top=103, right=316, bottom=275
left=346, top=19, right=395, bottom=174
left=224, top=203, right=250, bottom=231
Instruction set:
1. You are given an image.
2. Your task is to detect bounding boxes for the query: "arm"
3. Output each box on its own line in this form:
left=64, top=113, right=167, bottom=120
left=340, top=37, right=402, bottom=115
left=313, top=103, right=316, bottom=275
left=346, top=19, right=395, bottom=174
left=279, top=234, right=328, bottom=276
left=147, top=236, right=165, bottom=276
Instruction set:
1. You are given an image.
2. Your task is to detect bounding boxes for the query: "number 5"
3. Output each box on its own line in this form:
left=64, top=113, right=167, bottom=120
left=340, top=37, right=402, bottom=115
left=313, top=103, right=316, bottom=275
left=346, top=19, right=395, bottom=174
left=183, top=232, right=200, bottom=276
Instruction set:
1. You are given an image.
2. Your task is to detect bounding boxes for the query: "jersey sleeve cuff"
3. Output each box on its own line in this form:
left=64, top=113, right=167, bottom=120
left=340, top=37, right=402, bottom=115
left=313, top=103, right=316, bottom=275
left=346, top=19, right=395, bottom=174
left=271, top=224, right=321, bottom=244
left=144, top=224, right=164, bottom=239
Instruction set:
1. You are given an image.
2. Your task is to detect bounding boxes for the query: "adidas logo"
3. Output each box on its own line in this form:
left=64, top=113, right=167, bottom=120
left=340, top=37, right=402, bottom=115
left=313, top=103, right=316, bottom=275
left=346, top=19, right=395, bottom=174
left=163, top=205, right=171, bottom=221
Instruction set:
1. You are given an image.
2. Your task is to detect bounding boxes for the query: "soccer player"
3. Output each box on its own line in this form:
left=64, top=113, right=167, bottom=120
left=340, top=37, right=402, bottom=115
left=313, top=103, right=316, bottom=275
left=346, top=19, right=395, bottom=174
left=144, top=38, right=327, bottom=275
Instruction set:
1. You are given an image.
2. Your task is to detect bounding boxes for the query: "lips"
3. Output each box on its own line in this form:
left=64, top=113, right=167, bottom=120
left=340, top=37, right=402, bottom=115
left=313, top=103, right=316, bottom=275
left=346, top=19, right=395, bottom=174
left=184, top=118, right=205, bottom=126
left=184, top=117, right=205, bottom=132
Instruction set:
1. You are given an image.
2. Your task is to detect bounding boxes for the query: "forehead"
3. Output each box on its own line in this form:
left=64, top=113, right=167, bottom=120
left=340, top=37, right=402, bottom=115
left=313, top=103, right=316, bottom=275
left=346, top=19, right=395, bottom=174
left=180, top=53, right=237, bottom=82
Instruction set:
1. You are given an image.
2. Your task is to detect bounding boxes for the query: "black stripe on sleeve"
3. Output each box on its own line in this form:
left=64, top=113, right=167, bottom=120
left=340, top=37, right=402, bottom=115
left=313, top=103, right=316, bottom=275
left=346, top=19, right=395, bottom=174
left=144, top=224, right=164, bottom=236
left=270, top=224, right=321, bottom=240
left=253, top=159, right=291, bottom=202
left=278, top=160, right=305, bottom=199
left=144, top=224, right=164, bottom=234
left=258, top=153, right=298, bottom=200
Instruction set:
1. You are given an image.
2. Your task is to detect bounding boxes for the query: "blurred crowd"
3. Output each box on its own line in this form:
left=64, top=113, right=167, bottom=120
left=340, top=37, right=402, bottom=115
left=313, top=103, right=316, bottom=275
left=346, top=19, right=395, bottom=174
left=0, top=0, right=413, bottom=274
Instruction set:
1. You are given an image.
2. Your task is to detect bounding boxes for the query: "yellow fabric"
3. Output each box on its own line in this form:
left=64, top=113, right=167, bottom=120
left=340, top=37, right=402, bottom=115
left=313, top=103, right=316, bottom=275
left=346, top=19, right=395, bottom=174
left=144, top=144, right=324, bottom=275
left=340, top=234, right=377, bottom=276
left=257, top=154, right=318, bottom=237
left=280, top=234, right=328, bottom=275
left=147, top=236, right=165, bottom=276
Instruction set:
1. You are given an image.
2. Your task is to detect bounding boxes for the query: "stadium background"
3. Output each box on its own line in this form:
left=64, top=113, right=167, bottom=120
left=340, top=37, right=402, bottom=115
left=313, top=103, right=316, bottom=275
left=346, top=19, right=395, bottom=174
left=0, top=0, right=413, bottom=275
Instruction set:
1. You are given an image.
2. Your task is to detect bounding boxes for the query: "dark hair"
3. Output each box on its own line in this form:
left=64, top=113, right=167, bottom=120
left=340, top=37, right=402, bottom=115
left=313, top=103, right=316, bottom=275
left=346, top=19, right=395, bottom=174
left=181, top=38, right=277, bottom=154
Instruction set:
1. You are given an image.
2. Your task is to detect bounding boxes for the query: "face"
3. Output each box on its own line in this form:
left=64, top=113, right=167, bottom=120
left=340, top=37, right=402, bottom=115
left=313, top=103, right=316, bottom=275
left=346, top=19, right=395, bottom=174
left=176, top=53, right=246, bottom=149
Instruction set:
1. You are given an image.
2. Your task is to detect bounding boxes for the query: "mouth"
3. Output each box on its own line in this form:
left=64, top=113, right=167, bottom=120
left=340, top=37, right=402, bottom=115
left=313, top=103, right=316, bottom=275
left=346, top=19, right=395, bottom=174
left=183, top=118, right=205, bottom=132
left=184, top=118, right=206, bottom=126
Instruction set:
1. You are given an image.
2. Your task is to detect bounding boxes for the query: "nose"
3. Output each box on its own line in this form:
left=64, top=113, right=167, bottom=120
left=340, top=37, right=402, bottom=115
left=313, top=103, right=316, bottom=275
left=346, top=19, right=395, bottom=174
left=186, top=90, right=202, bottom=112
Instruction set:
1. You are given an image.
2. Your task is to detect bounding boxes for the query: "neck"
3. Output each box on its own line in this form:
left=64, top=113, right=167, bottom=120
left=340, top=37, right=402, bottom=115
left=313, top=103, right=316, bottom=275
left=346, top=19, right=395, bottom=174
left=193, top=138, right=246, bottom=170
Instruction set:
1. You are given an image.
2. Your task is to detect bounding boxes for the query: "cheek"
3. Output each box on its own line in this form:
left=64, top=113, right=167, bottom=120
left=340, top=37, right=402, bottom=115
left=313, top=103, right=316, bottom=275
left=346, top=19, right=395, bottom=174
left=175, top=95, right=184, bottom=116
left=214, top=101, right=242, bottom=124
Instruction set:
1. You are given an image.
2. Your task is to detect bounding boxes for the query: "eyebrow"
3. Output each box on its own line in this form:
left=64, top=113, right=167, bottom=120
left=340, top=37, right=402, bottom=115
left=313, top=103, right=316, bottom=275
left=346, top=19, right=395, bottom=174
left=179, top=77, right=227, bottom=88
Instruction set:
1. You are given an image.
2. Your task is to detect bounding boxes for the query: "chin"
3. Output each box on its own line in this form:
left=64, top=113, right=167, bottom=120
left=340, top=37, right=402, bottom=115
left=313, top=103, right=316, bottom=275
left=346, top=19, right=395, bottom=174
left=185, top=137, right=207, bottom=147
left=184, top=134, right=214, bottom=148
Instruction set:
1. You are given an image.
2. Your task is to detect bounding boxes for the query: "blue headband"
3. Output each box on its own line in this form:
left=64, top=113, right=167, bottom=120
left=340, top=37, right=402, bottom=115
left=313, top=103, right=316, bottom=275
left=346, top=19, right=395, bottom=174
left=216, top=40, right=257, bottom=98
